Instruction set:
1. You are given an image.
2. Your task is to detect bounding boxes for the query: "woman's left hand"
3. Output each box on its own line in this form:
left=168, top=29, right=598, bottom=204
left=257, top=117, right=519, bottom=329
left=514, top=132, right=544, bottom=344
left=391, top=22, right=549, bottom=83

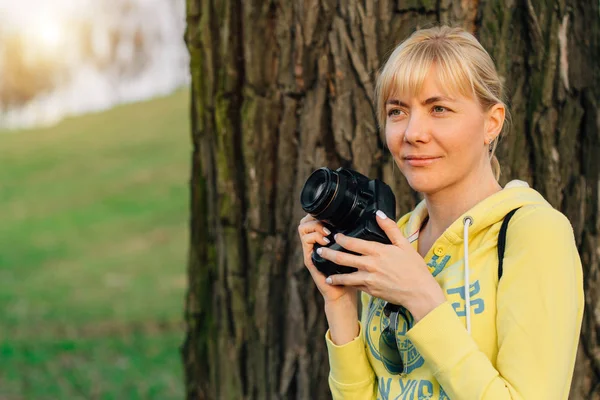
left=319, top=210, right=446, bottom=322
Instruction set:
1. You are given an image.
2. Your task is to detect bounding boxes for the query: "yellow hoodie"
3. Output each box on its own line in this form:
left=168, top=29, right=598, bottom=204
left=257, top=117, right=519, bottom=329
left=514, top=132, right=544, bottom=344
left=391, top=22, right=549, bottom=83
left=325, top=181, right=584, bottom=399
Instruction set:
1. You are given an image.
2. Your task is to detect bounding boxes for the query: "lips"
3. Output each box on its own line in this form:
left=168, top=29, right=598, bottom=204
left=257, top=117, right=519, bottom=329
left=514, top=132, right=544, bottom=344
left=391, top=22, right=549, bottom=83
left=403, top=155, right=442, bottom=167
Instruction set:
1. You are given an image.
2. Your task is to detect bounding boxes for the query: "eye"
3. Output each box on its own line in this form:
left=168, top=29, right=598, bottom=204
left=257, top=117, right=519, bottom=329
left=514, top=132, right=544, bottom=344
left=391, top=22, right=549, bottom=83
left=432, top=105, right=448, bottom=114
left=387, top=108, right=405, bottom=118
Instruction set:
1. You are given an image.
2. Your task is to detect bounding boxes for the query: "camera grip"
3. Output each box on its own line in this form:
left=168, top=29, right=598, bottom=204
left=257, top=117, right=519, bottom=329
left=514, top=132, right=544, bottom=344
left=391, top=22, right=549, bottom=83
left=312, top=239, right=360, bottom=277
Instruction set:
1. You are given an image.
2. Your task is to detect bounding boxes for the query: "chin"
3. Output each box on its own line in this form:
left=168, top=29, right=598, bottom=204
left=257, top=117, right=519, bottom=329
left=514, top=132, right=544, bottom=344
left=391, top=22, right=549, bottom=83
left=403, top=171, right=445, bottom=195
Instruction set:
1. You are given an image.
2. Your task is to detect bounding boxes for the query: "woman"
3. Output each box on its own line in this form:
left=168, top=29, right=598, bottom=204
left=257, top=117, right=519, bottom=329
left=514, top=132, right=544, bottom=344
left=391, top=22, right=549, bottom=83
left=297, top=26, right=583, bottom=399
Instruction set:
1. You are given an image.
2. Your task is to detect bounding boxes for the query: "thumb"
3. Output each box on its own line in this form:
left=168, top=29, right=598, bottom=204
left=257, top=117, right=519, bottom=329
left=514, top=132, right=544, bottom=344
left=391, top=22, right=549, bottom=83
left=375, top=210, right=410, bottom=247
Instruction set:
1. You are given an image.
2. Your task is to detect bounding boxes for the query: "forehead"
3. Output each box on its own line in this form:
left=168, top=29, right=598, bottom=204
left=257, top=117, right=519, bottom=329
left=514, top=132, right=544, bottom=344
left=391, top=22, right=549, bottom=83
left=386, top=63, right=474, bottom=103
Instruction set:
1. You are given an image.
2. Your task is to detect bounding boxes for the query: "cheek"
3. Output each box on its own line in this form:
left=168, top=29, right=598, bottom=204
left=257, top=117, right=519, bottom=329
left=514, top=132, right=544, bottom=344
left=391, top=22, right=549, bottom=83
left=442, top=118, right=485, bottom=157
left=385, top=125, right=403, bottom=153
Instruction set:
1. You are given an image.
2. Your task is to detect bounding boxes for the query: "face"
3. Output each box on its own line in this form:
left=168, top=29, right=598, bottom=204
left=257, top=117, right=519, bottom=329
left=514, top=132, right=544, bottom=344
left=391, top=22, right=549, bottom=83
left=384, top=65, right=503, bottom=196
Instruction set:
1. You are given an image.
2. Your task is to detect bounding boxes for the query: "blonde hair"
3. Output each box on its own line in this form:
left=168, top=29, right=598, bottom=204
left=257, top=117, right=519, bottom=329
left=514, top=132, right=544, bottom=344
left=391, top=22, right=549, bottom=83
left=375, top=26, right=510, bottom=180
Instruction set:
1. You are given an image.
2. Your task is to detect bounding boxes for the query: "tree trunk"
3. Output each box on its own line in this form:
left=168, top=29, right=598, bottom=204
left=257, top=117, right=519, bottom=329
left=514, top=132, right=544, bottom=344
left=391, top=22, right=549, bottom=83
left=182, top=1, right=600, bottom=399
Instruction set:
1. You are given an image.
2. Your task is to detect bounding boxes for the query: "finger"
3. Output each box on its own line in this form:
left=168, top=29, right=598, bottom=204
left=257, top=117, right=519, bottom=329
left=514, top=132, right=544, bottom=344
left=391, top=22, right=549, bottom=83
left=298, top=220, right=332, bottom=237
left=303, top=256, right=328, bottom=286
left=375, top=210, right=410, bottom=247
left=317, top=247, right=370, bottom=271
left=303, top=250, right=333, bottom=287
left=303, top=253, right=320, bottom=275
left=299, top=214, right=315, bottom=224
left=303, top=247, right=318, bottom=271
left=333, top=233, right=382, bottom=256
left=302, top=235, right=330, bottom=271
left=326, top=270, right=370, bottom=286
left=302, top=232, right=331, bottom=247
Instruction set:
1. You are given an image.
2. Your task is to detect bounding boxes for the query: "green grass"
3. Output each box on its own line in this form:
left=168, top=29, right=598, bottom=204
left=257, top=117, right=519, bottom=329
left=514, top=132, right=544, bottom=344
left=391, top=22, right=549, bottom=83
left=0, top=89, right=191, bottom=398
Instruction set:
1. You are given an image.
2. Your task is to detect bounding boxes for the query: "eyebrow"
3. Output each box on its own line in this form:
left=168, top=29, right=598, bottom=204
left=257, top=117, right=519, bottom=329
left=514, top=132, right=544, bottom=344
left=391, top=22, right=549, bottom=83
left=386, top=96, right=456, bottom=107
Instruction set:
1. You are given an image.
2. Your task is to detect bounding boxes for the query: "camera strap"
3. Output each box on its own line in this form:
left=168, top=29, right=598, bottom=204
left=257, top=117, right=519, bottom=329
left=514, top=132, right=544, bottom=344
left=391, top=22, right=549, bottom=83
left=497, top=207, right=521, bottom=281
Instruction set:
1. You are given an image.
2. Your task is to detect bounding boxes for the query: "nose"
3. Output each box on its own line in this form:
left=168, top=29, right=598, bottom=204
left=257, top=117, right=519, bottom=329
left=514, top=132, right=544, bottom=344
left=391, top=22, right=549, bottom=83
left=403, top=112, right=431, bottom=144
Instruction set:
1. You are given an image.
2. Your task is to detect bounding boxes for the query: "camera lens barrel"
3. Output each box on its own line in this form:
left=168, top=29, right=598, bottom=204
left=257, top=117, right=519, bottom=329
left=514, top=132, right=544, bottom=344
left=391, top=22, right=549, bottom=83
left=300, top=168, right=338, bottom=216
left=300, top=167, right=369, bottom=229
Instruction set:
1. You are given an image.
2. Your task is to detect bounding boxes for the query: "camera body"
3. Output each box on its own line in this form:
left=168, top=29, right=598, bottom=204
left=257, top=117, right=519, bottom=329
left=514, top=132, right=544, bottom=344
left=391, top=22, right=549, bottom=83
left=300, top=167, right=396, bottom=277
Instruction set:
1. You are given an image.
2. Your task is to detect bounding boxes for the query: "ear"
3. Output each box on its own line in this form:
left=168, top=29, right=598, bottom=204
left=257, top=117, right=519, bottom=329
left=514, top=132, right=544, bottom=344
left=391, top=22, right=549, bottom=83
left=483, top=103, right=505, bottom=145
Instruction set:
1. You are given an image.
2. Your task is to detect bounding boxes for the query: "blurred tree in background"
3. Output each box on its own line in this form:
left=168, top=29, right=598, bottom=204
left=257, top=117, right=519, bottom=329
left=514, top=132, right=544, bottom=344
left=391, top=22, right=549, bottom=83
left=183, top=1, right=599, bottom=399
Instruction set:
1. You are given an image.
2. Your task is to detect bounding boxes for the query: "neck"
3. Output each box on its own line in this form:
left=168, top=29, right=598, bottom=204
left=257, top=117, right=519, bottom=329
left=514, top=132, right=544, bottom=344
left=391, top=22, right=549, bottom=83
left=422, top=165, right=502, bottom=239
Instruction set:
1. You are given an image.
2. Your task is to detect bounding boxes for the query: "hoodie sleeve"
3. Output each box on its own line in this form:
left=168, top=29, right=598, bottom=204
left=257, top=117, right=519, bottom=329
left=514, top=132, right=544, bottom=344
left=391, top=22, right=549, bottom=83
left=325, top=291, right=377, bottom=400
left=406, top=205, right=584, bottom=399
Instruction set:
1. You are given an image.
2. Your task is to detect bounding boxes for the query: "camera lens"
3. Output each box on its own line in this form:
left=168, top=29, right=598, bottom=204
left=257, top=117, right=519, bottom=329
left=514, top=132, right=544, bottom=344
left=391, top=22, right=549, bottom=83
left=313, top=181, right=326, bottom=201
left=300, top=167, right=365, bottom=229
left=300, top=168, right=337, bottom=215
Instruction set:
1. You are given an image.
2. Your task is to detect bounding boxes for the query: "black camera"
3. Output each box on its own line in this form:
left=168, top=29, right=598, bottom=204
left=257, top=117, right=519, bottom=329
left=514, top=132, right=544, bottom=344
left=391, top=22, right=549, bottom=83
left=300, top=167, right=396, bottom=277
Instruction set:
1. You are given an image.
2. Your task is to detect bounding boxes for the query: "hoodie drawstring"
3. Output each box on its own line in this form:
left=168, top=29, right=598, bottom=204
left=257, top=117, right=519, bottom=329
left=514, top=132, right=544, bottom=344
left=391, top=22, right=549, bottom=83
left=463, top=216, right=473, bottom=334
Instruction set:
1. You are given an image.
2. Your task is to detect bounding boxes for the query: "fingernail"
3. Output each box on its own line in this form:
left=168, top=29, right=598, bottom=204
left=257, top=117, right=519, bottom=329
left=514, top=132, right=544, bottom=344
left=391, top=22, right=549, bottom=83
left=334, top=233, right=339, bottom=241
left=316, top=248, right=323, bottom=255
left=323, top=237, right=330, bottom=244
left=325, top=277, right=333, bottom=284
left=376, top=210, right=388, bottom=220
left=323, top=227, right=331, bottom=235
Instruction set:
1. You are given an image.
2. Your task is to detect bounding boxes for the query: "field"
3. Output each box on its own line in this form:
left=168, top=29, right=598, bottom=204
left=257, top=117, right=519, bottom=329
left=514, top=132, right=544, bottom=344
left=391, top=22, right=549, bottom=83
left=0, top=89, right=190, bottom=399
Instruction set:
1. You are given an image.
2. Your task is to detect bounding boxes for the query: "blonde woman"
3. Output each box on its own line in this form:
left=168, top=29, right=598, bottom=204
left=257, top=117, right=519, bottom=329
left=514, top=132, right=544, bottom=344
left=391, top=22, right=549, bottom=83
left=298, top=26, right=584, bottom=399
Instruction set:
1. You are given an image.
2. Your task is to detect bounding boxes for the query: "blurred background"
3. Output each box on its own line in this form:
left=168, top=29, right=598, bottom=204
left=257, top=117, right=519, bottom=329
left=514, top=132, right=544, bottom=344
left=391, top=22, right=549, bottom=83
left=0, top=0, right=190, bottom=398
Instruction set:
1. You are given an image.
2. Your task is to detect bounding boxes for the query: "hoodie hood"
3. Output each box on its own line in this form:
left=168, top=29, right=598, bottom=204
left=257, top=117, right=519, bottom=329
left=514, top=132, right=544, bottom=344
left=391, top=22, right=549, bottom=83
left=399, top=180, right=551, bottom=246
left=397, top=179, right=553, bottom=334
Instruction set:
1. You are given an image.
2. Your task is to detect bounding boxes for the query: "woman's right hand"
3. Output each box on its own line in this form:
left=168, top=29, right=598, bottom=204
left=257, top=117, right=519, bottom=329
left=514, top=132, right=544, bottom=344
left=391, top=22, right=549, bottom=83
left=297, top=214, right=357, bottom=305
left=298, top=214, right=360, bottom=344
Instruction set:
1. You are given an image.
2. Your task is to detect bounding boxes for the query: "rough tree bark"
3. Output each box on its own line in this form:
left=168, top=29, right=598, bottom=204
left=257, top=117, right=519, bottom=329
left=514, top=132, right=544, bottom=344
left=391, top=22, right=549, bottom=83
left=183, top=0, right=600, bottom=399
